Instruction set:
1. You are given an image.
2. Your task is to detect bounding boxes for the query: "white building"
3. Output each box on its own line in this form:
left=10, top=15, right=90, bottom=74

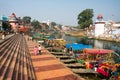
left=62, top=25, right=70, bottom=31
left=94, top=14, right=105, bottom=37
left=112, top=23, right=120, bottom=38
left=95, top=21, right=105, bottom=37
left=42, top=20, right=51, bottom=29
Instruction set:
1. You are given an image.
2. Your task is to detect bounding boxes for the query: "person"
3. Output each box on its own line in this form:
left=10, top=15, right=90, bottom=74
left=38, top=45, right=42, bottom=54
left=2, top=31, right=5, bottom=40
left=63, top=46, right=67, bottom=55
left=34, top=46, right=38, bottom=55
left=73, top=50, right=78, bottom=59
left=69, top=46, right=73, bottom=55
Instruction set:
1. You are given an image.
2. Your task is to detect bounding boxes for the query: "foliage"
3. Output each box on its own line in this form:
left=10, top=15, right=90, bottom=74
left=2, top=21, right=11, bottom=32
left=51, top=22, right=56, bottom=28
left=77, top=36, right=89, bottom=45
left=57, top=24, right=62, bottom=29
left=77, top=9, right=94, bottom=29
left=50, top=31, right=62, bottom=38
left=77, top=59, right=85, bottom=64
left=31, top=19, right=41, bottom=29
left=22, top=16, right=31, bottom=24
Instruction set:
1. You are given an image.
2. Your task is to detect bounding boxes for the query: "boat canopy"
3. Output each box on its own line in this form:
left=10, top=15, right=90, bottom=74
left=83, top=48, right=114, bottom=54
left=66, top=43, right=92, bottom=51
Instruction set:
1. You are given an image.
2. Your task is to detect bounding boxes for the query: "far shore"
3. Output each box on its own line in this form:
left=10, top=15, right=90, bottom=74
left=66, top=31, right=120, bottom=43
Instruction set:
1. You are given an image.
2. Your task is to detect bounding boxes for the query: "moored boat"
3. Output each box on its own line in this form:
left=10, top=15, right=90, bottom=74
left=77, top=48, right=120, bottom=79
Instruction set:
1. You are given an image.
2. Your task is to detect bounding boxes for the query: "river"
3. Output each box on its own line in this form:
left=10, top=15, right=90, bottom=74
left=63, top=35, right=120, bottom=54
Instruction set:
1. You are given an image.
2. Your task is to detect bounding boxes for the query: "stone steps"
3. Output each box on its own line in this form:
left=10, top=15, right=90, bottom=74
left=65, top=63, right=85, bottom=68
left=0, top=34, right=36, bottom=80
left=50, top=49, right=101, bottom=80
left=0, top=35, right=20, bottom=80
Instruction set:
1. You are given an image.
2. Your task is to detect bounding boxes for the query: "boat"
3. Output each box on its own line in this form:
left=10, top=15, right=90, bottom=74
left=83, top=48, right=114, bottom=54
left=77, top=48, right=120, bottom=79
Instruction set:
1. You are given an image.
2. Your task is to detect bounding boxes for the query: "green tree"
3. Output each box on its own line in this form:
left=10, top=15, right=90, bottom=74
left=51, top=22, right=56, bottom=28
left=31, top=20, right=41, bottom=29
left=22, top=16, right=31, bottom=24
left=77, top=9, right=94, bottom=29
left=57, top=24, right=62, bottom=29
left=2, top=21, right=11, bottom=31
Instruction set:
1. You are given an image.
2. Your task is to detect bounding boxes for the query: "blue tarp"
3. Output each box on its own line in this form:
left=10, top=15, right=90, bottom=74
left=66, top=43, right=92, bottom=51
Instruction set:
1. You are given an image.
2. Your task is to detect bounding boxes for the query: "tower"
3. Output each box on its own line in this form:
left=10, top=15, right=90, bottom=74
left=8, top=13, right=18, bottom=32
left=95, top=14, right=105, bottom=37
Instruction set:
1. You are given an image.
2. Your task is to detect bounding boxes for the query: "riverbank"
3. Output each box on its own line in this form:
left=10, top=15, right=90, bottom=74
left=66, top=31, right=120, bottom=43
left=66, top=31, right=85, bottom=37
left=95, top=37, right=120, bottom=43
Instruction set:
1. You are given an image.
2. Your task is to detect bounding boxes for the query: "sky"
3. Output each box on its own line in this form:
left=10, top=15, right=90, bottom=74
left=0, top=0, right=120, bottom=26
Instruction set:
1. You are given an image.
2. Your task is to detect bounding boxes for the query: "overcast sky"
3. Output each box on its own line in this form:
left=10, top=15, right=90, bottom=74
left=0, top=0, right=120, bottom=26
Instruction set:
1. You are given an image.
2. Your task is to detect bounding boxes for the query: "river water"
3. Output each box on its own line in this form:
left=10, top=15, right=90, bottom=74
left=63, top=35, right=120, bottom=54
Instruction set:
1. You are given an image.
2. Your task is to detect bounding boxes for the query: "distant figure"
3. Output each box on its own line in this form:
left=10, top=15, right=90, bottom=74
left=30, top=37, right=33, bottom=41
left=63, top=46, right=67, bottom=55
left=34, top=46, right=38, bottom=55
left=2, top=31, right=5, bottom=40
left=69, top=46, right=73, bottom=55
left=73, top=50, right=78, bottom=59
left=38, top=45, right=42, bottom=54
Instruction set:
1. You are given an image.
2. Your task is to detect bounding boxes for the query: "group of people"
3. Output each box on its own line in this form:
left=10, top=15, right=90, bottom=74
left=34, top=45, right=42, bottom=55
left=63, top=46, right=79, bottom=59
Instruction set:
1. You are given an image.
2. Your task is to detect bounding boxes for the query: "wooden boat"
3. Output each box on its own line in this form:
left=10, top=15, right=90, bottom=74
left=65, top=63, right=85, bottom=68
left=77, top=48, right=120, bottom=79
left=71, top=68, right=97, bottom=74
left=83, top=48, right=114, bottom=54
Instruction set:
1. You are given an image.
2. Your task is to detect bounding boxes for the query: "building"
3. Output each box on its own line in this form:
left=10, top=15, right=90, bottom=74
left=94, top=14, right=105, bottom=37
left=86, top=14, right=120, bottom=40
left=8, top=13, right=19, bottom=32
left=112, top=22, right=120, bottom=38
left=0, top=15, right=8, bottom=31
left=62, top=25, right=71, bottom=31
left=40, top=23, right=49, bottom=31
left=41, top=20, right=51, bottom=30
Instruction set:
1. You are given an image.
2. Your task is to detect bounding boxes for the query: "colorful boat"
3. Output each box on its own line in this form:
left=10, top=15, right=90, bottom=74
left=77, top=48, right=120, bottom=79
left=83, top=48, right=114, bottom=54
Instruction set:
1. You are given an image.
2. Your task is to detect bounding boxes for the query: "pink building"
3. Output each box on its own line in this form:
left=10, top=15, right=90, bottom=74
left=8, top=13, right=19, bottom=32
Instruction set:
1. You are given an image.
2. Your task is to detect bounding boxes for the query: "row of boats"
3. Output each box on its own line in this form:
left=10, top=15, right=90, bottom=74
left=65, top=43, right=120, bottom=80
left=42, top=38, right=120, bottom=80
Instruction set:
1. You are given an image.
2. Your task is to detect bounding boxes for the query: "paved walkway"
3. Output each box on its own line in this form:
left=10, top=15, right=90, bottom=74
left=26, top=36, right=84, bottom=80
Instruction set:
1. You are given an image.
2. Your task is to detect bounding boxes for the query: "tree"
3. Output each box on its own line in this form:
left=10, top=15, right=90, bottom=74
left=31, top=20, right=41, bottom=30
left=77, top=9, right=94, bottom=29
left=22, top=16, right=31, bottom=24
left=2, top=21, right=11, bottom=32
left=51, top=22, right=56, bottom=29
left=57, top=24, right=62, bottom=29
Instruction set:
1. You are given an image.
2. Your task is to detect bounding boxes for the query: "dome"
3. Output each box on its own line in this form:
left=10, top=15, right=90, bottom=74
left=9, top=13, right=18, bottom=22
left=11, top=13, right=16, bottom=17
left=97, top=14, right=103, bottom=19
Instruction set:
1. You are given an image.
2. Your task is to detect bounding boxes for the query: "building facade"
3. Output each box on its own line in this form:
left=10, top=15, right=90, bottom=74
left=8, top=13, right=19, bottom=32
left=94, top=14, right=105, bottom=37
